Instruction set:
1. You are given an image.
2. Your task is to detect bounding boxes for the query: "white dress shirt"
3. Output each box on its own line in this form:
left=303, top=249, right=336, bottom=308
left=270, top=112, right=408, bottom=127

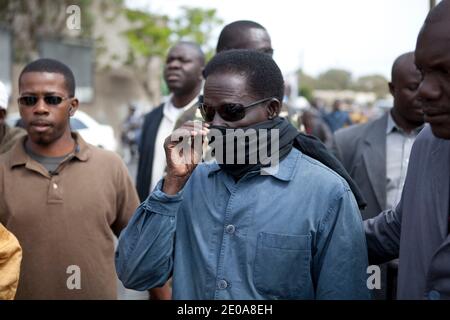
left=385, top=112, right=423, bottom=209
left=150, top=96, right=198, bottom=192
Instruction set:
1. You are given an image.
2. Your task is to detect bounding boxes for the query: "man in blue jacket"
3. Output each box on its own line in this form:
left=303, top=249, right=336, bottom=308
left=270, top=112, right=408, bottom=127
left=116, top=50, right=370, bottom=300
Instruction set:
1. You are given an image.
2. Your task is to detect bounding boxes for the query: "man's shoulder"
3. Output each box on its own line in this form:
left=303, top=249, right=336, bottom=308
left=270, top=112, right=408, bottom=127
left=334, top=119, right=373, bottom=140
left=0, top=137, right=24, bottom=168
left=335, top=114, right=386, bottom=145
left=85, top=144, right=125, bottom=168
left=143, top=104, right=165, bottom=120
left=415, top=124, right=440, bottom=144
left=296, top=150, right=351, bottom=194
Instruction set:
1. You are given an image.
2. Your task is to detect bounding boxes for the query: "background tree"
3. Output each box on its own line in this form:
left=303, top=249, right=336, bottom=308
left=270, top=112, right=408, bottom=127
left=172, top=7, right=223, bottom=60
left=0, top=0, right=95, bottom=62
left=297, top=69, right=317, bottom=102
left=123, top=6, right=222, bottom=100
left=315, top=68, right=352, bottom=90
left=353, top=74, right=389, bottom=98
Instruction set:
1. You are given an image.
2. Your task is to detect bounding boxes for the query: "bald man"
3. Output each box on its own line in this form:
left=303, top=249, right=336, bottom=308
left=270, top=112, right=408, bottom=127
left=333, top=52, right=424, bottom=299
left=216, top=20, right=274, bottom=56
left=365, top=0, right=450, bottom=300
left=334, top=52, right=424, bottom=220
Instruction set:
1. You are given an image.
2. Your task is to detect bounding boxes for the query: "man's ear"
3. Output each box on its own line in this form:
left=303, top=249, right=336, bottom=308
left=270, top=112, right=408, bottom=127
left=388, top=82, right=395, bottom=97
left=266, top=98, right=281, bottom=119
left=68, top=98, right=79, bottom=116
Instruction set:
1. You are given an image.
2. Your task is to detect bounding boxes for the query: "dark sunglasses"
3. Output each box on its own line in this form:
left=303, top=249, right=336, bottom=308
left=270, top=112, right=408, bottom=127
left=18, top=95, right=70, bottom=106
left=199, top=96, right=274, bottom=122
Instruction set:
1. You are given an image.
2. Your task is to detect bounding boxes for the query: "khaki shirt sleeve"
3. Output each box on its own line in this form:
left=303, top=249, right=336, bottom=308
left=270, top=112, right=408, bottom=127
left=112, top=159, right=140, bottom=237
left=0, top=223, right=22, bottom=300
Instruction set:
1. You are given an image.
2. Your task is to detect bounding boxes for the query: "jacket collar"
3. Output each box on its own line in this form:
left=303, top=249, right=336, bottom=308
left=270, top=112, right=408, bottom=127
left=206, top=148, right=299, bottom=182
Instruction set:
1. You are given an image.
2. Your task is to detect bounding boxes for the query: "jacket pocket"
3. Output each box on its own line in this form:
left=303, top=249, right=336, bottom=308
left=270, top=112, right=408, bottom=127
left=253, top=232, right=312, bottom=299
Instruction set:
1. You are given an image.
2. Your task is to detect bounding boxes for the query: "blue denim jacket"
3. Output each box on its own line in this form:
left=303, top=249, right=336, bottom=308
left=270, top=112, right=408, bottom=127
left=116, top=148, right=370, bottom=299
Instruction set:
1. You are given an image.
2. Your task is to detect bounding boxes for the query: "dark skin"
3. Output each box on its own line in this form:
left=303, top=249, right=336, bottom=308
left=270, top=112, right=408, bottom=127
left=415, top=16, right=450, bottom=140
left=222, top=28, right=273, bottom=56
left=163, top=71, right=281, bottom=195
left=388, top=52, right=424, bottom=133
left=19, top=72, right=78, bottom=157
left=163, top=43, right=204, bottom=108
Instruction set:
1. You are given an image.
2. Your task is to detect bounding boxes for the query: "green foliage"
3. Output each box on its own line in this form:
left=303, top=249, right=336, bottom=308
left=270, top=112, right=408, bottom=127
left=353, top=74, right=389, bottom=98
left=297, top=68, right=389, bottom=98
left=299, top=86, right=314, bottom=102
left=124, top=9, right=172, bottom=62
left=124, top=6, right=222, bottom=63
left=172, top=7, right=222, bottom=58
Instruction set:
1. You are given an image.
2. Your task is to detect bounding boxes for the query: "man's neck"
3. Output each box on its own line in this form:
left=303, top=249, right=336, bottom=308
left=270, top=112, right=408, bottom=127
left=390, top=108, right=422, bottom=134
left=171, top=85, right=201, bottom=109
left=26, top=131, right=75, bottom=157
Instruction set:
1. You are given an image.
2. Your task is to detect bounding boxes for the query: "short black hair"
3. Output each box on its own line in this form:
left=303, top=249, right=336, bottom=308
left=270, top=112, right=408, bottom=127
left=172, top=41, right=206, bottom=66
left=203, top=49, right=284, bottom=101
left=19, top=58, right=76, bottom=97
left=216, top=20, right=267, bottom=52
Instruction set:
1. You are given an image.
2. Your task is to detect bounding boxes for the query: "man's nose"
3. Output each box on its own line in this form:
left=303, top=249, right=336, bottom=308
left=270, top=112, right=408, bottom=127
left=418, top=75, right=441, bottom=102
left=210, top=111, right=227, bottom=127
left=167, top=59, right=181, bottom=69
left=33, top=98, right=49, bottom=114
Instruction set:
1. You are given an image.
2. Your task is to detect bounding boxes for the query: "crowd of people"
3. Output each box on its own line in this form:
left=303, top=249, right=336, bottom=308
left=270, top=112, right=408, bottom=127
left=1, top=0, right=450, bottom=300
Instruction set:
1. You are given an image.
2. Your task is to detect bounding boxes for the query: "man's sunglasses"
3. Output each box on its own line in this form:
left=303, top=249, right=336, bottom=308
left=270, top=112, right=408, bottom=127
left=18, top=95, right=70, bottom=106
left=199, top=96, right=274, bottom=122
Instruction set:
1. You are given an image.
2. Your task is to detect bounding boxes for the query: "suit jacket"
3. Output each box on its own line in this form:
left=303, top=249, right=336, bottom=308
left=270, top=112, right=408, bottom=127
left=333, top=113, right=388, bottom=220
left=136, top=101, right=200, bottom=202
left=365, top=125, right=450, bottom=299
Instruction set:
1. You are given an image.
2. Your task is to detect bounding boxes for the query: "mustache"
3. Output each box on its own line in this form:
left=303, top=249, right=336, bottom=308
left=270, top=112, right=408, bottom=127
left=29, top=119, right=53, bottom=126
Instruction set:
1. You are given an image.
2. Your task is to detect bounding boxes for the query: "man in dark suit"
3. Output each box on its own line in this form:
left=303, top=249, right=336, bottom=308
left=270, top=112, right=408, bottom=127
left=366, top=0, right=450, bottom=299
left=333, top=51, right=424, bottom=299
left=334, top=52, right=424, bottom=220
left=136, top=42, right=205, bottom=202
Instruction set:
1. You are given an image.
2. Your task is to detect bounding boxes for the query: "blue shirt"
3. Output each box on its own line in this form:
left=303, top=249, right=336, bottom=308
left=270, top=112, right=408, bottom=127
left=116, top=148, right=370, bottom=299
left=325, top=110, right=353, bottom=133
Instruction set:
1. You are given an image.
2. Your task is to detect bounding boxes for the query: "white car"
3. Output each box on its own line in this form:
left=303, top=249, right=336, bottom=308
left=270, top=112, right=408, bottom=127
left=6, top=110, right=118, bottom=152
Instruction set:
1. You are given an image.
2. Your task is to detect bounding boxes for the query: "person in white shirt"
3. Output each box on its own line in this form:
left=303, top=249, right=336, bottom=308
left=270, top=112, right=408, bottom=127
left=135, top=41, right=204, bottom=300
left=137, top=41, right=205, bottom=202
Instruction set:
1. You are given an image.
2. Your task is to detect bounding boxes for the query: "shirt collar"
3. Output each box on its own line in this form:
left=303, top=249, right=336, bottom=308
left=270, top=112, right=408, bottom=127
left=163, top=94, right=200, bottom=122
left=206, top=148, right=299, bottom=182
left=386, top=111, right=397, bottom=135
left=9, top=132, right=91, bottom=169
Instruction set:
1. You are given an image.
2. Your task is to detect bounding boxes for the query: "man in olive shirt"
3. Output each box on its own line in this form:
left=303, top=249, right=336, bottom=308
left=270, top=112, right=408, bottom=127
left=0, top=59, right=139, bottom=299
